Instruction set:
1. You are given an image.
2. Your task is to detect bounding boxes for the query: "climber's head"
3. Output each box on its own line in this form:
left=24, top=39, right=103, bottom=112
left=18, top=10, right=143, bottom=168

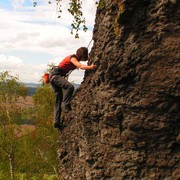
left=76, top=47, right=88, bottom=61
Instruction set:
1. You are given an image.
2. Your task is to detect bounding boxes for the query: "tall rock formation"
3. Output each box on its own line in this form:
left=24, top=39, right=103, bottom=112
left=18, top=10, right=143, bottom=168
left=58, top=0, right=180, bottom=179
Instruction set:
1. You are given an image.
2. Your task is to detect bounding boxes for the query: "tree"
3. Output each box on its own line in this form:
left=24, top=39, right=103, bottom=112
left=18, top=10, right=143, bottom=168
left=0, top=71, right=27, bottom=180
left=33, top=83, right=54, bottom=125
left=0, top=71, right=60, bottom=179
left=33, top=0, right=98, bottom=38
left=32, top=83, right=59, bottom=177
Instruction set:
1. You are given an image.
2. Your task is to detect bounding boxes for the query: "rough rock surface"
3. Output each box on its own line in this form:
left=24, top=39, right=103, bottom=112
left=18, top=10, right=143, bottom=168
left=58, top=0, right=180, bottom=179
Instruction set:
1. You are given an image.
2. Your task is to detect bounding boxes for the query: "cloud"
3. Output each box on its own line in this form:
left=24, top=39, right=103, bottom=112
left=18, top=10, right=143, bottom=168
left=0, top=2, right=95, bottom=54
left=11, top=0, right=25, bottom=10
left=0, top=54, right=23, bottom=69
left=0, top=54, right=86, bottom=84
left=0, top=54, right=46, bottom=83
left=69, top=69, right=85, bottom=84
left=0, top=0, right=97, bottom=84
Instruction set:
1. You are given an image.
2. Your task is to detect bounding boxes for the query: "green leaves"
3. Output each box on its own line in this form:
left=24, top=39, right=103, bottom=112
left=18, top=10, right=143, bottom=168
left=33, top=0, right=89, bottom=38
left=61, top=0, right=88, bottom=38
left=0, top=71, right=58, bottom=178
left=33, top=85, right=54, bottom=124
left=0, top=71, right=27, bottom=103
left=0, top=71, right=28, bottom=179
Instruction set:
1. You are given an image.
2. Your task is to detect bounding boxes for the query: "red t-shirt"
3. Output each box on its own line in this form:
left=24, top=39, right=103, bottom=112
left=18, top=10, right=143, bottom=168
left=58, top=55, right=77, bottom=75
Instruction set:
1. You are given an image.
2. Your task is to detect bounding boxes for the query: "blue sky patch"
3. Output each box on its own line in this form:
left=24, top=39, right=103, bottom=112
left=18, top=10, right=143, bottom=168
left=0, top=0, right=12, bottom=10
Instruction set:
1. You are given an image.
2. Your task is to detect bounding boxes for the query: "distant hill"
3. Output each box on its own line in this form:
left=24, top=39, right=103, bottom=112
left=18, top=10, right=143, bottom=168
left=21, top=83, right=41, bottom=96
left=26, top=87, right=37, bottom=96
left=22, top=82, right=41, bottom=88
left=22, top=82, right=80, bottom=96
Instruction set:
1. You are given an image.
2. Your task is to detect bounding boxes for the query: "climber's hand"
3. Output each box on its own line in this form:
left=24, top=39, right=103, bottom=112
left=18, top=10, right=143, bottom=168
left=90, top=64, right=97, bottom=70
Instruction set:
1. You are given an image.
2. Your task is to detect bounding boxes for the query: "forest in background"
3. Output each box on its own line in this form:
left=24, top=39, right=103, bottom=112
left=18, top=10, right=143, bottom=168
left=0, top=71, right=59, bottom=180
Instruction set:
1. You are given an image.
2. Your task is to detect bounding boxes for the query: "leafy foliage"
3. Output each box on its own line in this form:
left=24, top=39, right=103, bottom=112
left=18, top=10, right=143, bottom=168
left=33, top=0, right=98, bottom=38
left=0, top=71, right=27, bottom=179
left=33, top=84, right=54, bottom=124
left=0, top=71, right=26, bottom=103
left=31, top=84, right=59, bottom=177
left=68, top=0, right=88, bottom=38
left=0, top=72, right=58, bottom=179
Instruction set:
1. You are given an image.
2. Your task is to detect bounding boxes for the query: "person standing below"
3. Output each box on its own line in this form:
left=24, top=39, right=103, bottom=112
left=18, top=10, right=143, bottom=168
left=49, top=47, right=97, bottom=129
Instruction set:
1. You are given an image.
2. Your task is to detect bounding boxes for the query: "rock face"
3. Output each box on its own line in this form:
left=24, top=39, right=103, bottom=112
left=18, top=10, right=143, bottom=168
left=58, top=0, right=180, bottom=179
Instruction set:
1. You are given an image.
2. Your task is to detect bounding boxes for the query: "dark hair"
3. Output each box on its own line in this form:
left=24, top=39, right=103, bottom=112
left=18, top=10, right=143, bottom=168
left=76, top=47, right=88, bottom=61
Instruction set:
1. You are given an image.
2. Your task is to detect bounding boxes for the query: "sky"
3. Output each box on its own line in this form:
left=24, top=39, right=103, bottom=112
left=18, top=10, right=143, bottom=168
left=0, top=0, right=97, bottom=84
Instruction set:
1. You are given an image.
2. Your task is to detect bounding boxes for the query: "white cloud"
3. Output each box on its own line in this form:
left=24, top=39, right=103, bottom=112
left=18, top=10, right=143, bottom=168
left=0, top=54, right=23, bottom=69
left=0, top=2, right=95, bottom=54
left=0, top=54, right=46, bottom=83
left=0, top=0, right=97, bottom=84
left=11, top=0, right=25, bottom=10
left=0, top=54, right=86, bottom=84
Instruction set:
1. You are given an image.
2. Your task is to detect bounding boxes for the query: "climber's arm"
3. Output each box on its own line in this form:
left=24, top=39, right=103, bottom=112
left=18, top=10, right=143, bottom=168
left=70, top=57, right=97, bottom=70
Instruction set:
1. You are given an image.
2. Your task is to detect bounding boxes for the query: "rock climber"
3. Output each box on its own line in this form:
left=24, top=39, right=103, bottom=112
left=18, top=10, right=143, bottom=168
left=49, top=47, right=97, bottom=129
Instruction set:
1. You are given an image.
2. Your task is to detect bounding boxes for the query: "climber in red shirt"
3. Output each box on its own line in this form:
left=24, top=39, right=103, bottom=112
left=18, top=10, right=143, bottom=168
left=49, top=47, right=97, bottom=129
